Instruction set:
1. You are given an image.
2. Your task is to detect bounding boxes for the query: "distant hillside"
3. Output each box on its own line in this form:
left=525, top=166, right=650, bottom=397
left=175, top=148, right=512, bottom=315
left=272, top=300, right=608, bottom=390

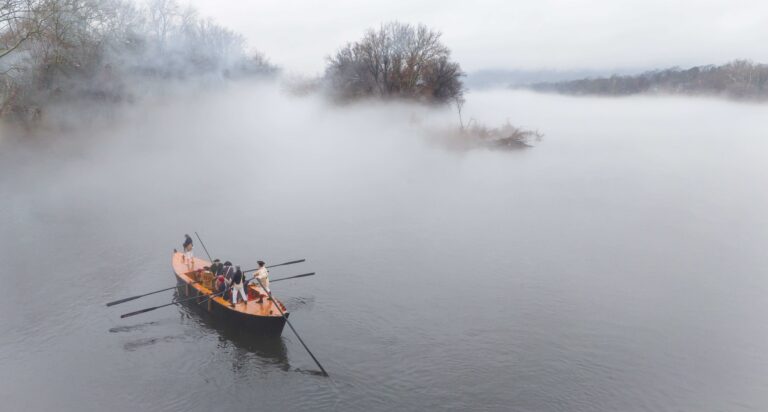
left=465, top=68, right=640, bottom=90
left=528, top=61, right=768, bottom=100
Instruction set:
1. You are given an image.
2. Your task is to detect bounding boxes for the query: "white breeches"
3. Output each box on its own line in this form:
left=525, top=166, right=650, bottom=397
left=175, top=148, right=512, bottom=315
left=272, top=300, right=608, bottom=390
left=232, top=283, right=247, bottom=304
left=255, top=277, right=269, bottom=292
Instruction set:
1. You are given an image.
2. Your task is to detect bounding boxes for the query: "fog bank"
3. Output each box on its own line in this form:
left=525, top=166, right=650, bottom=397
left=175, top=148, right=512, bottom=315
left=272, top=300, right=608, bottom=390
left=2, top=85, right=768, bottom=411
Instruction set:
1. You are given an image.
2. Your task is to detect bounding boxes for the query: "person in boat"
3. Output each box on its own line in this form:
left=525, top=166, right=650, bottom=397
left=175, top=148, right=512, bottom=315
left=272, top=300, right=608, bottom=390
left=215, top=272, right=227, bottom=296
left=209, top=259, right=222, bottom=276
left=222, top=261, right=234, bottom=279
left=206, top=259, right=220, bottom=289
left=251, top=260, right=270, bottom=303
left=182, top=234, right=194, bottom=267
left=221, top=261, right=234, bottom=299
left=230, top=265, right=247, bottom=307
left=201, top=260, right=219, bottom=289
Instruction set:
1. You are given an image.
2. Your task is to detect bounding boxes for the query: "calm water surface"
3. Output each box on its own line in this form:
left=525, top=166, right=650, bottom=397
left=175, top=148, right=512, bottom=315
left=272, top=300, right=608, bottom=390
left=1, top=86, right=767, bottom=411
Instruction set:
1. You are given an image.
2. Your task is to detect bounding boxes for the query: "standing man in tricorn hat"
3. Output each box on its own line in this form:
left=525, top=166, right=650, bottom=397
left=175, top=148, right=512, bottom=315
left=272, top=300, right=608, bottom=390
left=251, top=261, right=270, bottom=303
left=182, top=234, right=194, bottom=268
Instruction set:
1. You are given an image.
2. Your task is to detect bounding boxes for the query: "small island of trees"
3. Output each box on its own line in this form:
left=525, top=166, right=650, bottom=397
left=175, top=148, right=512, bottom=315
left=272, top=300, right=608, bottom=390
left=324, top=22, right=464, bottom=104
left=321, top=22, right=539, bottom=149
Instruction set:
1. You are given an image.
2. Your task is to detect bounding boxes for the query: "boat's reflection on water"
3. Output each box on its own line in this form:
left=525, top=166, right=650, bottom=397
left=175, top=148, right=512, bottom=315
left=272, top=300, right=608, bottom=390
left=215, top=324, right=290, bottom=372
left=173, top=289, right=291, bottom=371
left=114, top=290, right=295, bottom=373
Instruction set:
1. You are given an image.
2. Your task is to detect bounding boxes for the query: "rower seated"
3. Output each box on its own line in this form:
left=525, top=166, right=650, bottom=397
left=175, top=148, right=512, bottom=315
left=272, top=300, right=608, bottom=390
left=209, top=259, right=222, bottom=274
left=200, top=266, right=215, bottom=288
left=215, top=274, right=227, bottom=295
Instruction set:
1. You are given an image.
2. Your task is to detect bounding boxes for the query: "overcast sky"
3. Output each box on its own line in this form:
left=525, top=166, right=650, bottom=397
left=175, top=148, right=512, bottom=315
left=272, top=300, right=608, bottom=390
left=187, top=0, right=768, bottom=74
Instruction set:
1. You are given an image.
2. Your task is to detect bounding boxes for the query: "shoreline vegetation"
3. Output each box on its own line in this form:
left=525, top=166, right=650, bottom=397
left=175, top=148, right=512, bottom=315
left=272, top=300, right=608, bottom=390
left=0, top=1, right=538, bottom=150
left=527, top=60, right=768, bottom=101
left=0, top=0, right=276, bottom=123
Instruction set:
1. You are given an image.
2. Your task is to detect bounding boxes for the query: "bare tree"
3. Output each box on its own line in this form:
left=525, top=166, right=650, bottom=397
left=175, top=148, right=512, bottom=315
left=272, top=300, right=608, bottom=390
left=1, top=0, right=276, bottom=121
left=147, top=0, right=178, bottom=46
left=326, top=21, right=464, bottom=104
left=454, top=94, right=465, bottom=129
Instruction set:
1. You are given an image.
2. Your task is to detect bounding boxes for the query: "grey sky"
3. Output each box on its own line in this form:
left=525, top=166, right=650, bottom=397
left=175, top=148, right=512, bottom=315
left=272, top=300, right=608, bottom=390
left=187, top=0, right=768, bottom=74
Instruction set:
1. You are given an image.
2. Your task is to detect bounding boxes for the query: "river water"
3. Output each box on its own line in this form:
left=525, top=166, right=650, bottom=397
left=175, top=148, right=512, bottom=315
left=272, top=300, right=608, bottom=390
left=1, top=84, right=767, bottom=411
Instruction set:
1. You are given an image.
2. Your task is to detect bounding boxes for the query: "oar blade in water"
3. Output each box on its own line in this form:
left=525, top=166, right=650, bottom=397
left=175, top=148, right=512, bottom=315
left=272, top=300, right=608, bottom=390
left=271, top=272, right=316, bottom=283
left=120, top=306, right=162, bottom=319
left=106, top=295, right=144, bottom=307
left=267, top=259, right=306, bottom=268
left=253, top=277, right=329, bottom=376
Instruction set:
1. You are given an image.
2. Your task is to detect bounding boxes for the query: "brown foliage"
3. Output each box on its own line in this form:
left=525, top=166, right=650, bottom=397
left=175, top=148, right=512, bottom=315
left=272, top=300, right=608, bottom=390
left=325, top=22, right=464, bottom=104
left=459, top=120, right=542, bottom=149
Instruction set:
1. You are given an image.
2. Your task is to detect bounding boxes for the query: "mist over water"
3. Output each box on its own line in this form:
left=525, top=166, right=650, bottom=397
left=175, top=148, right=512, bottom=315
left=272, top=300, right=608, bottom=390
left=1, top=84, right=768, bottom=411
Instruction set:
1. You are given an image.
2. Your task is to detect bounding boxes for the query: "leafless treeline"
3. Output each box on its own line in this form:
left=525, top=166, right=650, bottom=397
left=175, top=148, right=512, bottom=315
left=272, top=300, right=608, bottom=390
left=530, top=60, right=768, bottom=100
left=325, top=22, right=464, bottom=104
left=0, top=0, right=275, bottom=121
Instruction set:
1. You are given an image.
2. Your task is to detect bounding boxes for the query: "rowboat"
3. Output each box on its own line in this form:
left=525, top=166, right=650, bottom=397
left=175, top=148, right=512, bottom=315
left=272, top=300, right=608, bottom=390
left=172, top=251, right=288, bottom=336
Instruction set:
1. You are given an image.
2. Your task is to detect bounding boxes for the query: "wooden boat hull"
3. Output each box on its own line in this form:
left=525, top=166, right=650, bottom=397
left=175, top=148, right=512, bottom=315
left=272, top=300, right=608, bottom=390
left=172, top=253, right=288, bottom=336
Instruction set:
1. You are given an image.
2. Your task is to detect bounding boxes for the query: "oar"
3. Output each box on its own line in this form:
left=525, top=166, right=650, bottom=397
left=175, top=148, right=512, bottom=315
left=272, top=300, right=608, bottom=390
left=198, top=287, right=226, bottom=307
left=106, top=281, right=201, bottom=307
left=120, top=289, right=223, bottom=318
left=243, top=272, right=316, bottom=289
left=121, top=273, right=317, bottom=318
left=194, top=231, right=213, bottom=261
left=271, top=272, right=315, bottom=283
left=106, top=260, right=308, bottom=307
left=254, top=277, right=329, bottom=376
left=244, top=259, right=306, bottom=273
